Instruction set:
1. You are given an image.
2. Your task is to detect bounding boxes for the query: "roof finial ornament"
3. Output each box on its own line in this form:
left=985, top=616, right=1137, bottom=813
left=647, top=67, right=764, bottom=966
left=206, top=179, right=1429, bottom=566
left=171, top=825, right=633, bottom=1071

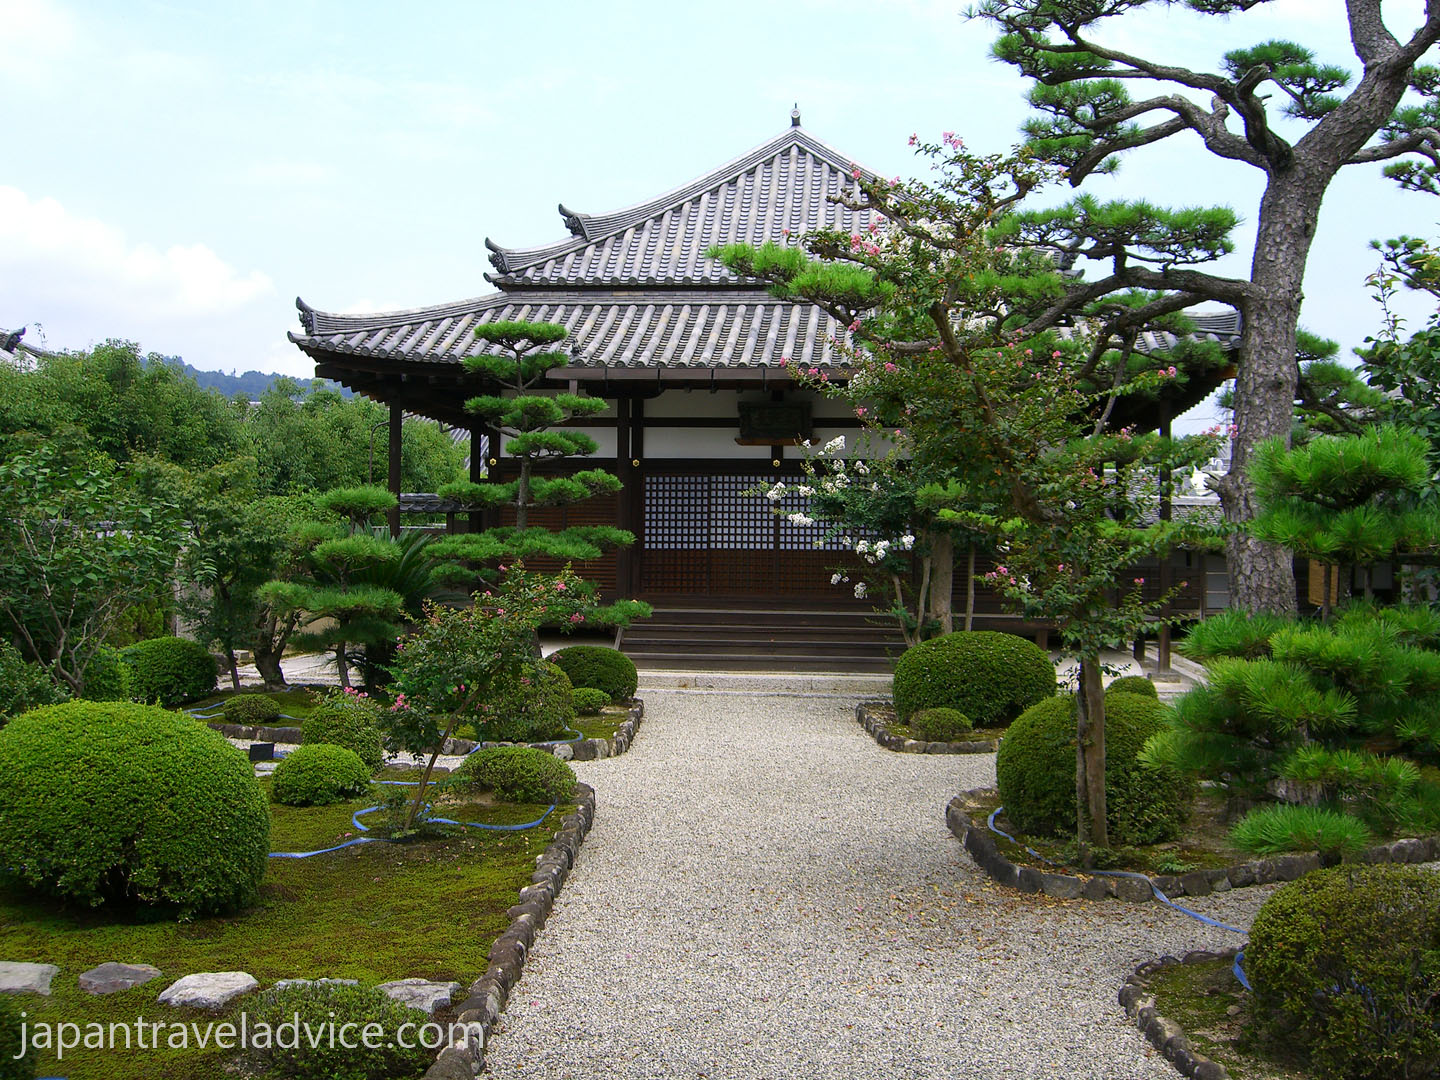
left=790, top=104, right=801, bottom=128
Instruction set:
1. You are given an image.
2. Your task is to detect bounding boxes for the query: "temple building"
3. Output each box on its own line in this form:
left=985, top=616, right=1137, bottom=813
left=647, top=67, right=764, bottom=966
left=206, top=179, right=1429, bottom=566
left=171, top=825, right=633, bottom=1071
left=289, top=113, right=1237, bottom=669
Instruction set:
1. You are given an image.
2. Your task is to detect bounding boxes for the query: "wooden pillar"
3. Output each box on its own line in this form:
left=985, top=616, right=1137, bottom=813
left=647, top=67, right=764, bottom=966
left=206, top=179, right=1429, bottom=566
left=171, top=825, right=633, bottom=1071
left=387, top=400, right=402, bottom=539
left=615, top=397, right=634, bottom=598
left=623, top=398, right=645, bottom=596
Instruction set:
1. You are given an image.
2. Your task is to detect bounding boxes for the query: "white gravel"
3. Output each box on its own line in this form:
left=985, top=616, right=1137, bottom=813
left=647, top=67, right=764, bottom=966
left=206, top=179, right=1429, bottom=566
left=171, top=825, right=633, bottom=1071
left=481, top=687, right=1278, bottom=1080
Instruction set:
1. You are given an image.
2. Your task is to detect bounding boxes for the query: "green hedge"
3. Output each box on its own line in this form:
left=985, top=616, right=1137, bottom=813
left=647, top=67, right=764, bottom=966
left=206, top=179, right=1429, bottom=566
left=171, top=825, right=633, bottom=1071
left=242, top=981, right=431, bottom=1080
left=995, top=693, right=1191, bottom=845
left=222, top=693, right=282, bottom=725
left=78, top=644, right=130, bottom=702
left=911, top=707, right=972, bottom=741
left=572, top=687, right=610, bottom=715
left=0, top=701, right=269, bottom=917
left=303, top=690, right=385, bottom=769
left=892, top=631, right=1056, bottom=727
left=478, top=661, right=575, bottom=743
left=120, top=636, right=217, bottom=707
left=1248, top=864, right=1440, bottom=1080
left=451, top=746, right=576, bottom=804
left=1105, top=675, right=1158, bottom=699
left=548, top=645, right=638, bottom=703
left=272, top=744, right=373, bottom=807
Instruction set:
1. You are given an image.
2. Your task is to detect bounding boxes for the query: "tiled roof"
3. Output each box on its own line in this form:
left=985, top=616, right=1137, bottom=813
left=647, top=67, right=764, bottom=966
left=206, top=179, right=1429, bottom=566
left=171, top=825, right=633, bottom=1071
left=484, top=126, right=879, bottom=287
left=293, top=290, right=849, bottom=369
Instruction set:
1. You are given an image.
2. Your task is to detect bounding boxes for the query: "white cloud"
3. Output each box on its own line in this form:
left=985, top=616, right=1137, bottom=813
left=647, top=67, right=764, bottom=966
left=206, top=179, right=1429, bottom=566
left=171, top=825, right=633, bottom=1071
left=0, top=0, right=76, bottom=78
left=0, top=186, right=274, bottom=319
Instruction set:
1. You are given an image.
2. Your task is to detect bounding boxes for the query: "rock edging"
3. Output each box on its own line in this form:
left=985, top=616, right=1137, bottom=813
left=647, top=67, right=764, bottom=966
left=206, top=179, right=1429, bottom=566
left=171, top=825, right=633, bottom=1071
left=946, top=788, right=1440, bottom=902
left=857, top=701, right=998, bottom=755
left=1119, top=948, right=1242, bottom=1080
left=419, top=780, right=596, bottom=1079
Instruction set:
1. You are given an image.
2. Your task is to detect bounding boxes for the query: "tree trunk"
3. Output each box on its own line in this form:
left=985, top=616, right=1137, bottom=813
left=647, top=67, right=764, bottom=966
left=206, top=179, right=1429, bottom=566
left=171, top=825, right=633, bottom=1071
left=928, top=530, right=954, bottom=636
left=516, top=456, right=531, bottom=532
left=226, top=648, right=241, bottom=692
left=964, top=544, right=976, bottom=632
left=335, top=643, right=351, bottom=689
left=1075, top=655, right=1108, bottom=862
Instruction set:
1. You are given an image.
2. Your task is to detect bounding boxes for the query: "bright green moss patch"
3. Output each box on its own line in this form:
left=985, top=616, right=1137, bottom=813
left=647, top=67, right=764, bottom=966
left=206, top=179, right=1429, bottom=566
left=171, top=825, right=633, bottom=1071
left=0, top=785, right=569, bottom=1080
left=189, top=686, right=321, bottom=720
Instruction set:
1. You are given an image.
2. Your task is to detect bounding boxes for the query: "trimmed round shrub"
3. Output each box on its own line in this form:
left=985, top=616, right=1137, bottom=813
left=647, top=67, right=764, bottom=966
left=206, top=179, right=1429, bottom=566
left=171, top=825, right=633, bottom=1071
left=1248, top=864, right=1440, bottom=1080
left=573, top=686, right=610, bottom=715
left=243, top=980, right=432, bottom=1080
left=222, top=693, right=283, bottom=725
left=892, top=631, right=1056, bottom=727
left=451, top=745, right=577, bottom=804
left=303, top=690, right=385, bottom=769
left=0, top=701, right=269, bottom=917
left=0, top=993, right=33, bottom=1080
left=995, top=693, right=1190, bottom=845
left=1105, top=675, right=1158, bottom=699
left=0, top=640, right=65, bottom=726
left=477, top=661, right=575, bottom=743
left=548, top=645, right=638, bottom=703
left=911, top=706, right=972, bottom=741
left=78, top=644, right=130, bottom=702
left=271, top=744, right=372, bottom=807
left=120, top=636, right=217, bottom=707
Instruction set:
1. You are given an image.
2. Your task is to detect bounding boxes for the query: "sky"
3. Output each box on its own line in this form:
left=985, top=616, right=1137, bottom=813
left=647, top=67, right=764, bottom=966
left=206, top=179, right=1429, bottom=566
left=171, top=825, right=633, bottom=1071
left=3, top=0, right=1439, bottom=434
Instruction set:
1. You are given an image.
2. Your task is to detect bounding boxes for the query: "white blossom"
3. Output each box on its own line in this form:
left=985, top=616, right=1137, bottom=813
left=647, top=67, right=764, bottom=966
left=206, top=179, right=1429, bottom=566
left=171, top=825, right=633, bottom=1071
left=830, top=572, right=843, bottom=585
left=900, top=534, right=915, bottom=550
left=823, top=435, right=846, bottom=454
left=787, top=512, right=815, bottom=526
left=796, top=485, right=814, bottom=496
left=765, top=484, right=786, bottom=502
left=855, top=539, right=869, bottom=554
left=854, top=461, right=869, bottom=476
left=854, top=582, right=868, bottom=599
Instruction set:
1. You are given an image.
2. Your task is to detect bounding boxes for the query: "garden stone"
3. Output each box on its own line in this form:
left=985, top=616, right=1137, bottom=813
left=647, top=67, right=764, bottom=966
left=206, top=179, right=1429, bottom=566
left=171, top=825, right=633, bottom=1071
left=1388, top=838, right=1429, bottom=863
left=1081, top=875, right=1114, bottom=901
left=571, top=741, right=597, bottom=762
left=1226, top=862, right=1257, bottom=887
left=1113, top=876, right=1153, bottom=903
left=158, top=971, right=258, bottom=1009
left=377, top=977, right=461, bottom=1016
left=1192, top=1061, right=1229, bottom=1080
left=551, top=743, right=574, bottom=761
left=79, top=962, right=162, bottom=995
left=1015, top=865, right=1042, bottom=894
left=1151, top=874, right=1182, bottom=897
left=1271, top=853, right=1320, bottom=880
left=1178, top=871, right=1212, bottom=897
left=1039, top=872, right=1083, bottom=899
left=0, top=962, right=58, bottom=995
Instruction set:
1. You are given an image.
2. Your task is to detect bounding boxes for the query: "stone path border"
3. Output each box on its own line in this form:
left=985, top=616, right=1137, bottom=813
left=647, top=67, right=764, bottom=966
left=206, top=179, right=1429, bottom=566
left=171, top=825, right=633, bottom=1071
left=421, top=781, right=597, bottom=1079
left=208, top=701, right=644, bottom=764
left=855, top=701, right=999, bottom=754
left=947, top=787, right=1440, bottom=902
left=1119, top=947, right=1243, bottom=1080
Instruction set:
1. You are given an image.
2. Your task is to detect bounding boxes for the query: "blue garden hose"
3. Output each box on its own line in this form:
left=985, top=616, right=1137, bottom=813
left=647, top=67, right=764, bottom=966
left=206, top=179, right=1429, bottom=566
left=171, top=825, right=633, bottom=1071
left=987, top=807, right=1252, bottom=989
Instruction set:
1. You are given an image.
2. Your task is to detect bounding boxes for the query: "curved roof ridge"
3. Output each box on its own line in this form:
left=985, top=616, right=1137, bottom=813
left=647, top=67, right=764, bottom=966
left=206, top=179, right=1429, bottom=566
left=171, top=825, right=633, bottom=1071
left=484, top=125, right=874, bottom=276
left=294, top=293, right=509, bottom=335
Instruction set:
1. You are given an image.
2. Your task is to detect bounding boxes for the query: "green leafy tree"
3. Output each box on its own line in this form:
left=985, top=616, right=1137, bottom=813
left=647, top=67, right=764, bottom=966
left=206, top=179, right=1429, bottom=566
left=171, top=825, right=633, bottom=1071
left=259, top=487, right=405, bottom=689
left=0, top=436, right=184, bottom=696
left=433, top=322, right=649, bottom=627
left=715, top=141, right=1221, bottom=855
left=967, top=0, right=1440, bottom=615
left=386, top=564, right=592, bottom=831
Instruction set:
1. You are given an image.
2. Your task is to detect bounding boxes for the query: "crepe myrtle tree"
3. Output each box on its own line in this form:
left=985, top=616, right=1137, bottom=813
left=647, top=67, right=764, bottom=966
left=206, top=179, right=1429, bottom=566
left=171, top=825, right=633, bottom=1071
left=964, top=0, right=1440, bottom=614
left=714, top=141, right=1223, bottom=855
left=434, top=321, right=649, bottom=627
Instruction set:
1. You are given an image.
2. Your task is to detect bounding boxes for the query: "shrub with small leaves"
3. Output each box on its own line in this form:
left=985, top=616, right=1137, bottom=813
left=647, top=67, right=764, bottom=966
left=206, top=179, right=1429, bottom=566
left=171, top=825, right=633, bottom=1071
left=572, top=687, right=610, bottom=715
left=893, top=631, right=1056, bottom=727
left=0, top=640, right=65, bottom=727
left=0, top=993, right=33, bottom=1080
left=997, top=693, right=1190, bottom=845
left=1229, top=803, right=1373, bottom=856
left=477, top=661, right=575, bottom=742
left=271, top=744, right=373, bottom=807
left=78, top=644, right=130, bottom=702
left=304, top=689, right=385, bottom=769
left=120, top=636, right=218, bottom=707
left=1105, top=675, right=1157, bottom=699
left=221, top=694, right=282, bottom=725
left=451, top=745, right=576, bottom=804
left=1248, top=864, right=1440, bottom=1080
left=548, top=645, right=638, bottom=703
left=911, top=706, right=972, bottom=740
left=242, top=980, right=432, bottom=1080
left=0, top=701, right=268, bottom=917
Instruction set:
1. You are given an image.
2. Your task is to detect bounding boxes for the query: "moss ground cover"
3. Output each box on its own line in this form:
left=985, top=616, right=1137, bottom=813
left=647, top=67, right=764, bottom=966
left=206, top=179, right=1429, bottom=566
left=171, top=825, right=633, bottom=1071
left=190, top=686, right=321, bottom=720
left=1148, top=959, right=1310, bottom=1080
left=0, top=778, right=568, bottom=1080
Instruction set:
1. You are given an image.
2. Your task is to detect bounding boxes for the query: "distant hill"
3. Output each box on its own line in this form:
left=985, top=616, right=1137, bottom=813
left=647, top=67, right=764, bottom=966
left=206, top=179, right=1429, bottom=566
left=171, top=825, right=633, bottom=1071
left=153, top=358, right=349, bottom=399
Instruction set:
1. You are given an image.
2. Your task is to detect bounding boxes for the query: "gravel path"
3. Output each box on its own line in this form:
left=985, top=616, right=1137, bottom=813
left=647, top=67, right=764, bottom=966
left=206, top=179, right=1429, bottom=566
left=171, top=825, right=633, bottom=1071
left=482, top=687, right=1278, bottom=1080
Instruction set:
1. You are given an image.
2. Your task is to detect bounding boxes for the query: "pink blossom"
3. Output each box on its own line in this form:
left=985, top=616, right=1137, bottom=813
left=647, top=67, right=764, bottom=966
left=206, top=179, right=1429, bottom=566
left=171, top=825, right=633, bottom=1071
left=779, top=357, right=789, bottom=367
left=849, top=319, right=862, bottom=332
left=890, top=177, right=900, bottom=187
left=908, top=133, right=918, bottom=146
left=850, top=233, right=863, bottom=248
left=863, top=243, right=880, bottom=255
left=808, top=366, right=820, bottom=376
left=555, top=581, right=567, bottom=591
left=868, top=221, right=880, bottom=235
left=1133, top=577, right=1145, bottom=586
left=855, top=407, right=868, bottom=418
left=569, top=612, right=585, bottom=623
left=1052, top=351, right=1061, bottom=358
left=851, top=165, right=862, bottom=179
left=883, top=362, right=897, bottom=373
